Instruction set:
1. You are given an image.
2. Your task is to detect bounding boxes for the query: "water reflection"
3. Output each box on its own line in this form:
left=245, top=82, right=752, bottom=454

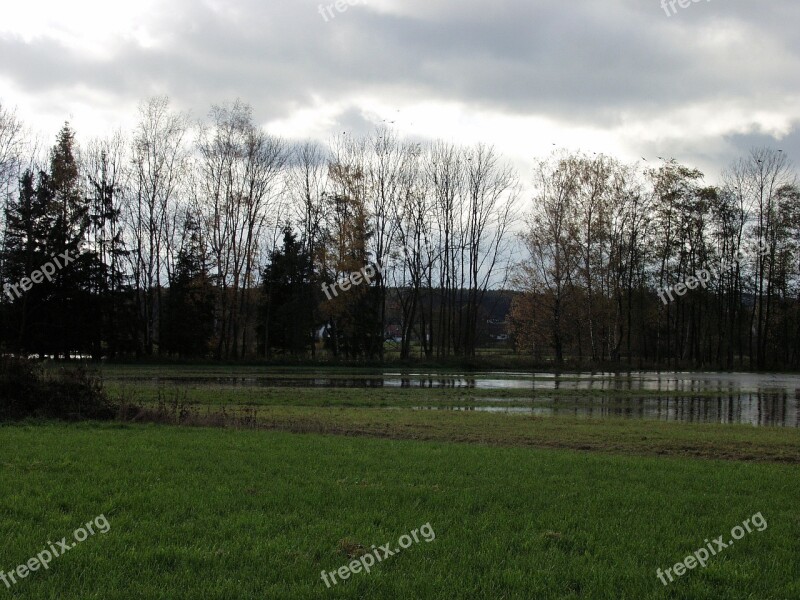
left=414, top=392, right=800, bottom=427
left=137, top=372, right=800, bottom=392
left=125, top=371, right=800, bottom=427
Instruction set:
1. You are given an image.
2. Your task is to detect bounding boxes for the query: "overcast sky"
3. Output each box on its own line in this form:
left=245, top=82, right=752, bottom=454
left=1, top=0, right=799, bottom=182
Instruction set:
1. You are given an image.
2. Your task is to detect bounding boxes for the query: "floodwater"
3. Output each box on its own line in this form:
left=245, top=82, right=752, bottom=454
left=129, top=371, right=800, bottom=427
left=413, top=392, right=800, bottom=428
left=132, top=371, right=800, bottom=390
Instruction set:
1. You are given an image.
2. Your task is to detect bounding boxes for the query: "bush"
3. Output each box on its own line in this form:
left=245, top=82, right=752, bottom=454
left=0, top=357, right=116, bottom=421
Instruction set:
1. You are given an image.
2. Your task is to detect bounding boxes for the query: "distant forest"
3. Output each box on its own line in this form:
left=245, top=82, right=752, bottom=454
left=0, top=98, right=798, bottom=369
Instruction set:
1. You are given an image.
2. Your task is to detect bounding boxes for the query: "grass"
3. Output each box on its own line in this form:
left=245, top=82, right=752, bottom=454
left=199, top=406, right=800, bottom=463
left=0, top=423, right=798, bottom=599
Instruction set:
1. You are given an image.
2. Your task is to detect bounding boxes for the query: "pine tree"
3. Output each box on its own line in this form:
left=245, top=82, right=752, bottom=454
left=1, top=124, right=99, bottom=355
left=46, top=124, right=97, bottom=356
left=87, top=144, right=129, bottom=358
left=1, top=170, right=53, bottom=350
left=162, top=216, right=215, bottom=357
left=259, top=226, right=318, bottom=357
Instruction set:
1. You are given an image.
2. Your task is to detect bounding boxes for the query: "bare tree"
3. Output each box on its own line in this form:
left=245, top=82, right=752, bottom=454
left=283, top=141, right=330, bottom=357
left=729, top=148, right=795, bottom=368
left=289, top=141, right=329, bottom=259
left=126, top=96, right=190, bottom=355
left=518, top=153, right=580, bottom=364
left=461, top=143, right=519, bottom=356
left=366, top=128, right=411, bottom=358
left=0, top=103, right=26, bottom=323
left=390, top=140, right=430, bottom=359
left=426, top=141, right=464, bottom=358
left=0, top=103, right=24, bottom=195
left=572, top=154, right=614, bottom=360
left=197, top=100, right=287, bottom=358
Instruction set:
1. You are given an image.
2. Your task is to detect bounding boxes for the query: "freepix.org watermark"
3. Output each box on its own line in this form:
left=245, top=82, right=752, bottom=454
left=656, top=512, right=767, bottom=586
left=321, top=262, right=380, bottom=301
left=320, top=522, right=435, bottom=588
left=661, top=0, right=711, bottom=18
left=3, top=250, right=77, bottom=301
left=321, top=242, right=416, bottom=301
left=318, top=0, right=367, bottom=22
left=658, top=241, right=769, bottom=306
left=0, top=514, right=111, bottom=590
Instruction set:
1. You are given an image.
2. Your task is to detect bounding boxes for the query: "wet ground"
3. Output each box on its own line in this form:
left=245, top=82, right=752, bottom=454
left=114, top=370, right=800, bottom=427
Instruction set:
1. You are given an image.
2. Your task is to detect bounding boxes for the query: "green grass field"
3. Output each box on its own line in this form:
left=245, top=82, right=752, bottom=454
left=1, top=366, right=799, bottom=599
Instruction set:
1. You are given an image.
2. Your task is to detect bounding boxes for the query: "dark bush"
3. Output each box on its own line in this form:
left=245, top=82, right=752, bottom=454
left=0, top=357, right=116, bottom=421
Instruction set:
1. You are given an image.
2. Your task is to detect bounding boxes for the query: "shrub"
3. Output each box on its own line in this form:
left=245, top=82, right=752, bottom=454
left=0, top=357, right=116, bottom=421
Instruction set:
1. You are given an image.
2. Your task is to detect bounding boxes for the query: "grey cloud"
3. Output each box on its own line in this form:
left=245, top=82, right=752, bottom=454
left=0, top=0, right=798, bottom=159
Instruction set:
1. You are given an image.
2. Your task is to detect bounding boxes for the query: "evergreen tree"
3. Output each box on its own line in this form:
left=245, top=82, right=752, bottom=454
left=0, top=124, right=99, bottom=356
left=259, top=226, right=318, bottom=357
left=162, top=216, right=215, bottom=357
left=87, top=144, right=130, bottom=358
left=46, top=124, right=97, bottom=356
left=1, top=169, right=53, bottom=350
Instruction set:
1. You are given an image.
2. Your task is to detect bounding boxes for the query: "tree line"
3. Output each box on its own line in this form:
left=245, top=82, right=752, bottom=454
left=511, top=151, right=800, bottom=369
left=0, top=98, right=517, bottom=360
left=0, top=97, right=798, bottom=368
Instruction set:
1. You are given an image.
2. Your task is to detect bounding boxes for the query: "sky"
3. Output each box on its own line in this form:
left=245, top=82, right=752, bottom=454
left=1, top=0, right=799, bottom=183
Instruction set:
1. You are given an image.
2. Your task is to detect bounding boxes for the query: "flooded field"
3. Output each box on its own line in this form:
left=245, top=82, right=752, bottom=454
left=108, top=369, right=800, bottom=428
